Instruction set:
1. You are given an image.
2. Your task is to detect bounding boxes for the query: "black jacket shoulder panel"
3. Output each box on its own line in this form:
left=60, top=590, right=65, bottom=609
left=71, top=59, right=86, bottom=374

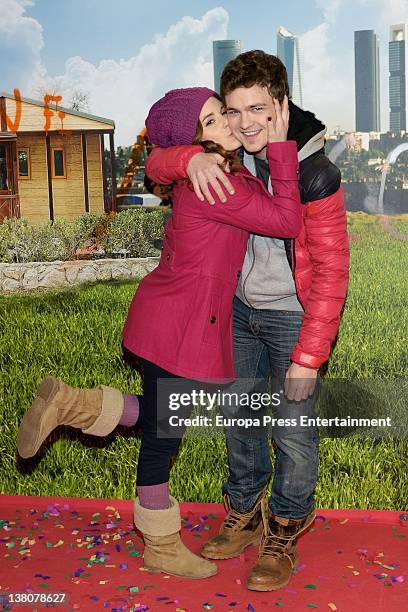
left=299, top=151, right=341, bottom=204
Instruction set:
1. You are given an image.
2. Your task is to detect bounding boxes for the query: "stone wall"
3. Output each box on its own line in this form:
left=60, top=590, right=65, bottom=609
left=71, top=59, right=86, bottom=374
left=0, top=257, right=160, bottom=294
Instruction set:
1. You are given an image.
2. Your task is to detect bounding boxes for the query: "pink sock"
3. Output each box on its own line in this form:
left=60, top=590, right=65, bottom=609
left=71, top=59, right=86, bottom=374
left=119, top=394, right=140, bottom=427
left=137, top=482, right=170, bottom=509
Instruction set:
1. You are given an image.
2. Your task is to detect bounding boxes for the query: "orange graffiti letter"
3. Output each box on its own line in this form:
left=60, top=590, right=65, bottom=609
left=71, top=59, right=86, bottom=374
left=6, top=88, right=22, bottom=132
left=43, top=94, right=63, bottom=133
left=57, top=109, right=71, bottom=136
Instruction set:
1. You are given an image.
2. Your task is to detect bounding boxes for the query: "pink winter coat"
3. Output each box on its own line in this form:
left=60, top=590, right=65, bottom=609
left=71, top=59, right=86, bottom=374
left=122, top=141, right=301, bottom=381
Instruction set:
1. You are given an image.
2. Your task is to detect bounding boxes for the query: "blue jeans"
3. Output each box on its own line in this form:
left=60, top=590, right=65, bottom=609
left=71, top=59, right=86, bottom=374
left=222, top=297, right=319, bottom=519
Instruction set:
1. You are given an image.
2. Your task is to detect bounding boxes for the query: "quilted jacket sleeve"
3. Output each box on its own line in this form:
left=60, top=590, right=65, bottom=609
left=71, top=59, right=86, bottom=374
left=290, top=185, right=350, bottom=368
left=145, top=145, right=203, bottom=184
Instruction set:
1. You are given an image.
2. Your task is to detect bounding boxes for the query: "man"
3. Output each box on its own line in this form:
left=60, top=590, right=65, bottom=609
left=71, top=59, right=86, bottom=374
left=145, top=50, right=349, bottom=591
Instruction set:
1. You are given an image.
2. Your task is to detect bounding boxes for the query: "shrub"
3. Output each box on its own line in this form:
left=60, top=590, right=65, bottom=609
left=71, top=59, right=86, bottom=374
left=101, top=209, right=164, bottom=258
left=36, top=219, right=82, bottom=261
left=35, top=213, right=102, bottom=261
left=73, top=212, right=102, bottom=241
left=0, top=211, right=164, bottom=262
left=93, top=212, right=116, bottom=242
left=0, top=218, right=40, bottom=262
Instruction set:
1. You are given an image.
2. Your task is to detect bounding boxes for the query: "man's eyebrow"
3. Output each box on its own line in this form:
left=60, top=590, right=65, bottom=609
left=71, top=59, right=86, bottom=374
left=226, top=103, right=267, bottom=111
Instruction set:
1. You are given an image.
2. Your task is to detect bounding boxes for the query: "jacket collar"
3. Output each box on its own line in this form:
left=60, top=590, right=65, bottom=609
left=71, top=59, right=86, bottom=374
left=287, top=100, right=326, bottom=152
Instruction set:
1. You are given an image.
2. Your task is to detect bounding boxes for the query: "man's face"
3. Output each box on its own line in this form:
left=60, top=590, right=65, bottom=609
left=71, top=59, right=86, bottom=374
left=225, top=84, right=275, bottom=156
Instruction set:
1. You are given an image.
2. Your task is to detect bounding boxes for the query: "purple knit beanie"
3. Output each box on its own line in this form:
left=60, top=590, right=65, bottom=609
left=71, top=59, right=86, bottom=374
left=146, top=87, right=216, bottom=147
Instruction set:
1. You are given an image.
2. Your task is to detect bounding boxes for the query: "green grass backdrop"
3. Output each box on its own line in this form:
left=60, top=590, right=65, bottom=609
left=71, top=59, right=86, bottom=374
left=1, top=213, right=407, bottom=510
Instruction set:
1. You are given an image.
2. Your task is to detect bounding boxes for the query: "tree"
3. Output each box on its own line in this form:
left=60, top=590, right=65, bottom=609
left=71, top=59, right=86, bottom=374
left=70, top=90, right=90, bottom=112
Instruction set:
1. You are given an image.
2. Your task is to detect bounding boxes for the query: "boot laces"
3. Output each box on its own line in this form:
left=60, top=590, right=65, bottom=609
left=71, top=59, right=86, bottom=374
left=222, top=494, right=256, bottom=531
left=223, top=507, right=255, bottom=530
left=258, top=506, right=301, bottom=561
left=259, top=529, right=295, bottom=560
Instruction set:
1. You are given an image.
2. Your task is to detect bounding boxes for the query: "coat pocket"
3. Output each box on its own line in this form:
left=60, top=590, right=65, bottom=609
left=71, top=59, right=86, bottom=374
left=160, top=241, right=175, bottom=271
left=202, top=293, right=221, bottom=347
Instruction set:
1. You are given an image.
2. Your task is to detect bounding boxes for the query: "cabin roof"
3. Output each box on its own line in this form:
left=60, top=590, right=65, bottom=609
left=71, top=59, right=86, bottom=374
left=0, top=91, right=115, bottom=128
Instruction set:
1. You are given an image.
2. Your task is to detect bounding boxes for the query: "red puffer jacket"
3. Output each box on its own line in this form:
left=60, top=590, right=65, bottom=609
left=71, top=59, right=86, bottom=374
left=146, top=145, right=350, bottom=369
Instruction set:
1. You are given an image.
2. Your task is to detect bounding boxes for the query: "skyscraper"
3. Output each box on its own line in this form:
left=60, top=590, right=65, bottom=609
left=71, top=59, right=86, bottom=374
left=276, top=26, right=303, bottom=107
left=354, top=30, right=381, bottom=132
left=212, top=40, right=243, bottom=93
left=389, top=24, right=408, bottom=131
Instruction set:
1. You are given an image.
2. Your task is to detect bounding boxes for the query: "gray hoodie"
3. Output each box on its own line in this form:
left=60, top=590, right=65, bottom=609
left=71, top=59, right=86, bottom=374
left=235, top=128, right=326, bottom=310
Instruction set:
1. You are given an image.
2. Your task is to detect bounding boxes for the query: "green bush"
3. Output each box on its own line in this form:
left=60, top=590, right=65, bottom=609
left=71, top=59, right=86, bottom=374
left=0, top=214, right=102, bottom=263
left=73, top=212, right=102, bottom=241
left=0, top=211, right=164, bottom=262
left=0, top=218, right=40, bottom=262
left=37, top=219, right=83, bottom=261
left=101, top=208, right=164, bottom=258
left=36, top=214, right=105, bottom=261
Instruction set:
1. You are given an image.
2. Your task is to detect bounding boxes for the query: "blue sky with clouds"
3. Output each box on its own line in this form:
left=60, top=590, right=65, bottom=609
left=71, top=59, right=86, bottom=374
left=1, top=0, right=408, bottom=144
left=25, top=0, right=320, bottom=74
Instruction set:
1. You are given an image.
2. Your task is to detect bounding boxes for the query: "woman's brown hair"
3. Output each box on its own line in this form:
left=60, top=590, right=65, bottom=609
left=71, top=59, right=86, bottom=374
left=192, top=97, right=241, bottom=174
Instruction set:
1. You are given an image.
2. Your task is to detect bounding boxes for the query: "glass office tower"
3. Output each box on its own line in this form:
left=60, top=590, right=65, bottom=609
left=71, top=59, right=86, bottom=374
left=389, top=24, right=408, bottom=131
left=213, top=40, right=243, bottom=93
left=354, top=30, right=381, bottom=132
left=277, top=26, right=303, bottom=107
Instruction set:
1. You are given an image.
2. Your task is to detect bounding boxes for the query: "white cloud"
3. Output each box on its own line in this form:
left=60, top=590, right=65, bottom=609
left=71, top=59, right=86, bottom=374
left=370, top=0, right=408, bottom=24
left=40, top=8, right=229, bottom=144
left=0, top=0, right=46, bottom=91
left=299, top=1, right=355, bottom=132
left=315, top=0, right=344, bottom=23
left=300, top=21, right=353, bottom=132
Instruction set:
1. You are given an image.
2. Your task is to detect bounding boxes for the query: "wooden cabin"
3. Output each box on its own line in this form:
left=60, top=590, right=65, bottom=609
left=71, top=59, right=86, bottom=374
left=0, top=91, right=116, bottom=224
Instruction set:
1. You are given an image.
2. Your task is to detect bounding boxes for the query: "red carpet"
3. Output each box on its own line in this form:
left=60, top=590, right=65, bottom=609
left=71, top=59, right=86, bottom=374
left=0, top=495, right=406, bottom=611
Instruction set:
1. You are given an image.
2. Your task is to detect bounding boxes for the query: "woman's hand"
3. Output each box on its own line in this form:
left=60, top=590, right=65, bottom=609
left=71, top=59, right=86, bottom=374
left=267, top=95, right=289, bottom=143
left=187, top=152, right=234, bottom=204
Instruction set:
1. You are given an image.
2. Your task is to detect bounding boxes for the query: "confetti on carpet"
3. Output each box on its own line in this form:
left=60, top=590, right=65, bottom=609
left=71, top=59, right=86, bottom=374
left=0, top=495, right=406, bottom=611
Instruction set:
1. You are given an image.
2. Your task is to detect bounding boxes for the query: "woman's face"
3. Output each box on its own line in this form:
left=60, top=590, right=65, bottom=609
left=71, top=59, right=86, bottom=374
left=199, top=97, right=241, bottom=151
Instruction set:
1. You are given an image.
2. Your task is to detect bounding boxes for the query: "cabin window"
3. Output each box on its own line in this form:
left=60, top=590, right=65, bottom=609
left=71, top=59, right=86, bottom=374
left=18, top=148, right=31, bottom=179
left=52, top=148, right=66, bottom=178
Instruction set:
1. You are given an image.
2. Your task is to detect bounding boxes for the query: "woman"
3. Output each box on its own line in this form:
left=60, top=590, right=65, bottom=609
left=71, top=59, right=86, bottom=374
left=17, top=87, right=301, bottom=579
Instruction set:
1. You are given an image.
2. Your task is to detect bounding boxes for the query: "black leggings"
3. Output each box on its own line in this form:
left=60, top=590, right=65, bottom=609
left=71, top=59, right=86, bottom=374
left=136, top=358, right=194, bottom=486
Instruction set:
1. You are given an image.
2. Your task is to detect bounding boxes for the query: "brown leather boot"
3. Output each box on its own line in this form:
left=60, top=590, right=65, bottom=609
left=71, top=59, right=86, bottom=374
left=17, top=376, right=124, bottom=458
left=201, top=490, right=267, bottom=560
left=247, top=507, right=315, bottom=591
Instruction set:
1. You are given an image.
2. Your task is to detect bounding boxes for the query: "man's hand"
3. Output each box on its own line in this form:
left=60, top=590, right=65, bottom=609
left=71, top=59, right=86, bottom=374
left=284, top=363, right=319, bottom=402
left=187, top=152, right=235, bottom=205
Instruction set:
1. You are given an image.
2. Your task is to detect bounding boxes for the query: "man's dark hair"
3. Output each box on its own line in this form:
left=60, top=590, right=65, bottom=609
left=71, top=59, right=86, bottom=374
left=220, top=50, right=289, bottom=102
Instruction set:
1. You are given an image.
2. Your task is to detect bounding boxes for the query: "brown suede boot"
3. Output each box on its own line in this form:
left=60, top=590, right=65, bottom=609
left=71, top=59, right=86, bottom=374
left=201, top=490, right=267, bottom=560
left=17, top=376, right=124, bottom=458
left=247, top=507, right=315, bottom=591
left=134, top=496, right=217, bottom=579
